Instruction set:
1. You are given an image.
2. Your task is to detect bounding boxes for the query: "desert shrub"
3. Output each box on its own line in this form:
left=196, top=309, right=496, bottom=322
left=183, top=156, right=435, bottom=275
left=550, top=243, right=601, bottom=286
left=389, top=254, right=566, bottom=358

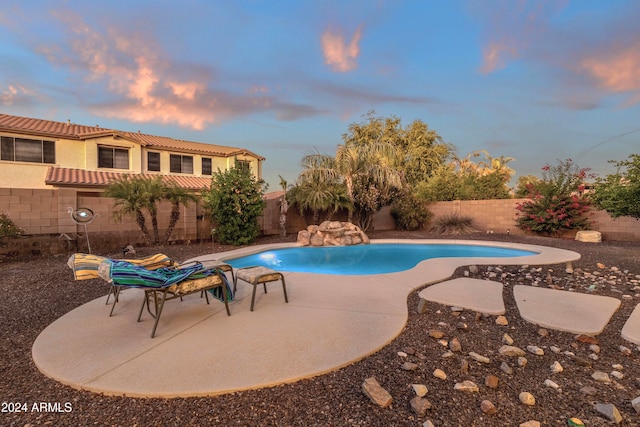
left=390, top=193, right=431, bottom=230
left=590, top=154, right=640, bottom=219
left=515, top=159, right=592, bottom=236
left=0, top=213, right=24, bottom=246
left=430, top=214, right=477, bottom=234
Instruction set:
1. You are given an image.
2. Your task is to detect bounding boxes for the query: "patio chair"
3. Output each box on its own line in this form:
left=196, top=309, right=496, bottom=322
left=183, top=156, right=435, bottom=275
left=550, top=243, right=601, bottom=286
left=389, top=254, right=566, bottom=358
left=98, top=259, right=233, bottom=338
left=67, top=253, right=178, bottom=306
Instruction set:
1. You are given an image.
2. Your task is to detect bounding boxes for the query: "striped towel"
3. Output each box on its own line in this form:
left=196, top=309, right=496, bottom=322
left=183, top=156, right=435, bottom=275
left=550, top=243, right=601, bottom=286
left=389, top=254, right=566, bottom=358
left=68, top=253, right=176, bottom=280
left=100, top=260, right=233, bottom=302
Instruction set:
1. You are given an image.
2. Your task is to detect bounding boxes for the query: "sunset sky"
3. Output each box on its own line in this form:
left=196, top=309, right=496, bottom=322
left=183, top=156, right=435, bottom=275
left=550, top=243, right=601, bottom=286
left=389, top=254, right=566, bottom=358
left=1, top=0, right=639, bottom=189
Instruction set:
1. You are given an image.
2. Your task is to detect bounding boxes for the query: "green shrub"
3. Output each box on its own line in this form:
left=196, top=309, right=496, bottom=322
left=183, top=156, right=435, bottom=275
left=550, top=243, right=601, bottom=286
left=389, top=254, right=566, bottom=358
left=202, top=162, right=266, bottom=245
left=0, top=213, right=24, bottom=246
left=430, top=214, right=477, bottom=234
left=390, top=193, right=431, bottom=230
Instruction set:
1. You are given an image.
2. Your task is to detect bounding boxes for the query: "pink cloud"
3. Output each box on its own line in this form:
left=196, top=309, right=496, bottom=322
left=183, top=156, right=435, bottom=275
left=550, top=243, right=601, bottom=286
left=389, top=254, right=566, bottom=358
left=321, top=25, right=362, bottom=72
left=580, top=43, right=640, bottom=103
left=479, top=42, right=519, bottom=74
left=0, top=84, right=37, bottom=106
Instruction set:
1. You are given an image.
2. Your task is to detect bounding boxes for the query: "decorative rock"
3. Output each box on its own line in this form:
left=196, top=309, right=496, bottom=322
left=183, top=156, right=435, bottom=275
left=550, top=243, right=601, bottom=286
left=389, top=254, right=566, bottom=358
left=397, top=351, right=408, bottom=358
left=495, top=315, right=509, bottom=326
left=499, top=345, right=526, bottom=357
left=611, top=370, right=624, bottom=380
left=575, top=230, right=602, bottom=242
left=485, top=374, right=499, bottom=389
left=433, top=369, right=447, bottom=380
left=594, top=402, right=622, bottom=424
left=480, top=399, right=497, bottom=415
left=519, top=422, right=541, bottom=427
left=537, top=328, right=549, bottom=337
left=550, top=346, right=561, bottom=353
left=500, top=362, right=513, bottom=375
left=449, top=337, right=462, bottom=352
left=619, top=345, right=632, bottom=355
left=469, top=265, right=478, bottom=274
left=589, top=344, right=601, bottom=353
left=502, top=333, right=514, bottom=345
left=454, top=380, right=479, bottom=392
left=550, top=361, right=563, bottom=374
left=417, top=298, right=429, bottom=314
left=362, top=377, right=392, bottom=407
left=402, top=362, right=418, bottom=371
left=423, top=420, right=435, bottom=427
left=302, top=221, right=369, bottom=247
left=567, top=418, right=585, bottom=427
left=544, top=379, right=560, bottom=390
left=527, top=345, right=544, bottom=356
left=410, top=396, right=432, bottom=416
left=412, top=384, right=428, bottom=397
left=517, top=356, right=528, bottom=367
left=428, top=330, right=444, bottom=339
left=519, top=391, right=536, bottom=406
left=591, top=371, right=611, bottom=383
left=468, top=352, right=490, bottom=364
left=441, top=350, right=454, bottom=358
left=631, top=396, right=640, bottom=413
left=460, top=359, right=469, bottom=375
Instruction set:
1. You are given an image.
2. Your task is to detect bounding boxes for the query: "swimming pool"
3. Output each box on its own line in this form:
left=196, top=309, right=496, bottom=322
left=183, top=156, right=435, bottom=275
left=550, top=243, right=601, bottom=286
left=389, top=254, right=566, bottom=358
left=226, top=243, right=538, bottom=275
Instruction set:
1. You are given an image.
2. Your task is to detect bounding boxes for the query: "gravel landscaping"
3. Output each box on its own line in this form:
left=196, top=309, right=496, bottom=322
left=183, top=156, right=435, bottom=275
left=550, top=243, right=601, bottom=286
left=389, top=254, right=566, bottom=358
left=1, top=231, right=639, bottom=426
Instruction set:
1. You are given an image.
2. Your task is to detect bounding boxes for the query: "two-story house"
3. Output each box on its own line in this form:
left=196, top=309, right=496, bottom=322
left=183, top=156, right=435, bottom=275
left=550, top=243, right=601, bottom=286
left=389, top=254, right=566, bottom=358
left=0, top=112, right=265, bottom=249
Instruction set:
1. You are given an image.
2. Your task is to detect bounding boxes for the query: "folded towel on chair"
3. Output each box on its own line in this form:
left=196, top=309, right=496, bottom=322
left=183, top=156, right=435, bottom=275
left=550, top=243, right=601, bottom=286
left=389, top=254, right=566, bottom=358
left=67, top=253, right=176, bottom=280
left=99, top=259, right=233, bottom=302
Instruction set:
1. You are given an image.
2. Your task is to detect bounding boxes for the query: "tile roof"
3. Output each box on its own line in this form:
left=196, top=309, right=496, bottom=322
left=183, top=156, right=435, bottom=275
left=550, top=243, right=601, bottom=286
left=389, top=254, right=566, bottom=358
left=0, top=112, right=264, bottom=160
left=45, top=167, right=212, bottom=191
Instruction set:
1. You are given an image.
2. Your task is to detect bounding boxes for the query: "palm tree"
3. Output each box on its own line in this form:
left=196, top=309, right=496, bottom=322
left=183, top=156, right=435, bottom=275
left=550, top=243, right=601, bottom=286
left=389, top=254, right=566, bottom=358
left=299, top=141, right=401, bottom=226
left=143, top=176, right=166, bottom=244
left=162, top=181, right=199, bottom=244
left=103, top=175, right=154, bottom=245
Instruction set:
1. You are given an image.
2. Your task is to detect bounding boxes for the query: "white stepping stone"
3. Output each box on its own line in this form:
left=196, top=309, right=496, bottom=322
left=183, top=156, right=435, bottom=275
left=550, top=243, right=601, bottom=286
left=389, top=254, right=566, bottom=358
left=621, top=304, right=640, bottom=345
left=514, top=285, right=620, bottom=335
left=418, top=278, right=505, bottom=315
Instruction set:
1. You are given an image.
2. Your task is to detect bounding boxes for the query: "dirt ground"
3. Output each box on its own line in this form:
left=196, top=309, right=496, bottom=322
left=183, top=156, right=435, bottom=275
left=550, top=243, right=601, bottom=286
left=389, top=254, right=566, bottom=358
left=1, top=230, right=639, bottom=426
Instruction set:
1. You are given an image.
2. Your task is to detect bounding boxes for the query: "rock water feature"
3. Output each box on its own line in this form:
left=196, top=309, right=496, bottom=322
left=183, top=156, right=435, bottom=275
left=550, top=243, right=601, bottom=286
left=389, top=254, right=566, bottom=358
left=296, top=221, right=370, bottom=246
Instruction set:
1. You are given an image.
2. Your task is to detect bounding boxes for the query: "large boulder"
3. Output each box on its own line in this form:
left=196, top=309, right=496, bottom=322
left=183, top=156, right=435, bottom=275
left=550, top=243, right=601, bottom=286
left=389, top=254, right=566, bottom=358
left=298, top=221, right=369, bottom=247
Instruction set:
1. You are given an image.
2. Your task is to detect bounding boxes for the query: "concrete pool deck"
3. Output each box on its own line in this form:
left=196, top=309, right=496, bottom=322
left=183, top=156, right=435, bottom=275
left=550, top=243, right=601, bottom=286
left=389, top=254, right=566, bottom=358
left=31, top=239, right=636, bottom=398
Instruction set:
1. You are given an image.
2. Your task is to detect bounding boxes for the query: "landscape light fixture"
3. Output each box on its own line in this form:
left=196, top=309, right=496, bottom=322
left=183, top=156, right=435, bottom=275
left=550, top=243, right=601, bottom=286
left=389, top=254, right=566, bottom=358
left=68, top=207, right=97, bottom=253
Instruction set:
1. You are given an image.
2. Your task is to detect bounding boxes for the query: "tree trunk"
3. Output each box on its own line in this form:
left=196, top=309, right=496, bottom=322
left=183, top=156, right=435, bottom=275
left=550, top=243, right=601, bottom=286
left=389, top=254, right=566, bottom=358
left=163, top=203, right=181, bottom=243
left=135, top=210, right=153, bottom=245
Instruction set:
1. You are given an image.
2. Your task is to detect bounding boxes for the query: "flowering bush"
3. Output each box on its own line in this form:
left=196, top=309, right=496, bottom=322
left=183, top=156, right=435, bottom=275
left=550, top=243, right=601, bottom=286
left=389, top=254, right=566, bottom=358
left=515, top=159, right=592, bottom=236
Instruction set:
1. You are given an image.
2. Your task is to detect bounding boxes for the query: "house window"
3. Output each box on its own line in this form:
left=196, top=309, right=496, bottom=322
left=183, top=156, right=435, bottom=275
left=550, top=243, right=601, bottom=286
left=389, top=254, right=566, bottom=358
left=202, top=158, right=212, bottom=175
left=147, top=152, right=160, bottom=172
left=1, top=136, right=55, bottom=164
left=237, top=160, right=251, bottom=173
left=170, top=154, right=193, bottom=174
left=98, top=146, right=129, bottom=169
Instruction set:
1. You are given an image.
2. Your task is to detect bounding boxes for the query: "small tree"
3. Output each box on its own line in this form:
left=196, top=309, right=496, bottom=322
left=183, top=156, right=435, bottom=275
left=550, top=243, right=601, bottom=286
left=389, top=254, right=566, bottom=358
left=163, top=181, right=199, bottom=243
left=202, top=162, right=266, bottom=245
left=591, top=154, right=640, bottom=219
left=515, top=159, right=593, bottom=236
left=104, top=175, right=155, bottom=245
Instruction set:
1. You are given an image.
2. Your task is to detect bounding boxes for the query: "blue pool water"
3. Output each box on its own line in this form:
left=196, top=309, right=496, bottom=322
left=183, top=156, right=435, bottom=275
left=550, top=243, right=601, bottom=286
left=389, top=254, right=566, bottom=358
left=226, top=243, right=537, bottom=275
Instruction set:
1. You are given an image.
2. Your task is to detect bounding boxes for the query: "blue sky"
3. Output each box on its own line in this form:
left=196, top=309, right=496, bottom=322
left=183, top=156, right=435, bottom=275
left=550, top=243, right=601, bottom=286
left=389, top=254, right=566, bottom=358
left=1, top=0, right=639, bottom=190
